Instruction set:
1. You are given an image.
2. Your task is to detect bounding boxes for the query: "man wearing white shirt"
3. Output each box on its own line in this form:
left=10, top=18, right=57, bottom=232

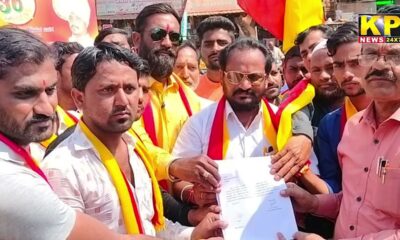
left=42, top=42, right=225, bottom=239
left=173, top=38, right=278, bottom=206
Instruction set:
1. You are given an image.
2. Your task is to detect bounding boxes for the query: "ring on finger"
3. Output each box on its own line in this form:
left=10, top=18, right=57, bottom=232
left=202, top=171, right=210, bottom=179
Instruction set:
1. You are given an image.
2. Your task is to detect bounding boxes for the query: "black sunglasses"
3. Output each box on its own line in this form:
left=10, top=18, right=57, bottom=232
left=150, top=28, right=181, bottom=44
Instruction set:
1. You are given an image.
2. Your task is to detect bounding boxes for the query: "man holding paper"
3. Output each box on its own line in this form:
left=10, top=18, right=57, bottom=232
left=173, top=37, right=321, bottom=205
left=173, top=38, right=278, bottom=205
left=173, top=38, right=300, bottom=239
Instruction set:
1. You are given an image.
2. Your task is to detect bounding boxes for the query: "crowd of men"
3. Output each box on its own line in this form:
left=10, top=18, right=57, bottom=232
left=1, top=2, right=400, bottom=240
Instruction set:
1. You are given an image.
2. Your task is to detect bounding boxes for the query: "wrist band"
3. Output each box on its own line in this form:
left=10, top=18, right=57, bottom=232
left=180, top=184, right=194, bottom=202
left=166, top=159, right=180, bottom=182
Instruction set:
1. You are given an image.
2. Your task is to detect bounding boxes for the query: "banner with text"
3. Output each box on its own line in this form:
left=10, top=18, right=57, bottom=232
left=0, top=0, right=98, bottom=46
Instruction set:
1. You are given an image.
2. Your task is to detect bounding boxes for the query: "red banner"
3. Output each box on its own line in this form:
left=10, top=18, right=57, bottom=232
left=0, top=0, right=98, bottom=46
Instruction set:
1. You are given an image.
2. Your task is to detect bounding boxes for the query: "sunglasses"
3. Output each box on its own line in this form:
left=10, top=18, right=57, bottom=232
left=150, top=28, right=181, bottom=44
left=224, top=71, right=266, bottom=86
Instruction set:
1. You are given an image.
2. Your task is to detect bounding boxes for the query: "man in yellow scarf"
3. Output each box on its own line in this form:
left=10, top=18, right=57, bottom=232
left=42, top=42, right=225, bottom=239
left=132, top=3, right=204, bottom=153
left=173, top=38, right=320, bottom=207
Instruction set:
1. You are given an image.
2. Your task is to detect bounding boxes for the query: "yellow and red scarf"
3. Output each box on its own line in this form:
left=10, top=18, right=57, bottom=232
left=142, top=76, right=198, bottom=147
left=274, top=79, right=315, bottom=150
left=0, top=132, right=49, bottom=184
left=207, top=79, right=314, bottom=161
left=79, top=121, right=164, bottom=234
left=207, top=97, right=277, bottom=159
left=339, top=97, right=358, bottom=137
left=40, top=106, right=79, bottom=148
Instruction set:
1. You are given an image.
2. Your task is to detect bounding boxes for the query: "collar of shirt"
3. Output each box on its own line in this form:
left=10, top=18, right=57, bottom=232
left=225, top=100, right=263, bottom=131
left=359, top=102, right=400, bottom=128
left=149, top=74, right=180, bottom=94
left=71, top=124, right=137, bottom=161
left=0, top=141, right=24, bottom=165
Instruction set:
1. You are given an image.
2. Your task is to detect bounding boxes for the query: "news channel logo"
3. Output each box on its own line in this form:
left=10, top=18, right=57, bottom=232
left=358, top=14, right=400, bottom=43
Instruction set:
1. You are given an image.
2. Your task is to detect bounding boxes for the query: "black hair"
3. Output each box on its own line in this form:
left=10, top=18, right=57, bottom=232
left=283, top=45, right=301, bottom=64
left=71, top=42, right=145, bottom=91
left=176, top=40, right=201, bottom=62
left=378, top=5, right=400, bottom=14
left=135, top=3, right=181, bottom=33
left=0, top=27, right=53, bottom=79
left=295, top=24, right=334, bottom=45
left=197, top=16, right=236, bottom=42
left=94, top=27, right=132, bottom=47
left=326, top=22, right=358, bottom=56
left=140, top=59, right=151, bottom=77
left=51, top=41, right=84, bottom=71
left=219, top=38, right=273, bottom=74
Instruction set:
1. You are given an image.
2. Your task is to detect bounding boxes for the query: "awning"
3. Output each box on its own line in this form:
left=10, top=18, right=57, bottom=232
left=96, top=0, right=186, bottom=20
left=187, top=0, right=243, bottom=16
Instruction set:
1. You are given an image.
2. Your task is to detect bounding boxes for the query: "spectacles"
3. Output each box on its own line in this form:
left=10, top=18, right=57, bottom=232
left=150, top=28, right=181, bottom=45
left=224, top=71, right=266, bottom=86
left=358, top=54, right=400, bottom=66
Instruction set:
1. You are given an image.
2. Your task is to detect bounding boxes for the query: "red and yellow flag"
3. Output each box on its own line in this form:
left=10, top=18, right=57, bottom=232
left=237, top=0, right=324, bottom=52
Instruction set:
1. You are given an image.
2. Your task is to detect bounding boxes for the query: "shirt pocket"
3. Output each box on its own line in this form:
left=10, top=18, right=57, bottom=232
left=370, top=167, right=400, bottom=217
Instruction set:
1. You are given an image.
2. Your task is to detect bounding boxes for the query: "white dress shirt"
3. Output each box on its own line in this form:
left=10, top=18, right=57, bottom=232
left=173, top=100, right=278, bottom=159
left=173, top=100, right=320, bottom=174
left=41, top=124, right=193, bottom=239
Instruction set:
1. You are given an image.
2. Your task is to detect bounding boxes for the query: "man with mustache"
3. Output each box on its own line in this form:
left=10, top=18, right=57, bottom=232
left=28, top=41, right=82, bottom=160
left=265, top=62, right=283, bottom=105
left=280, top=7, right=400, bottom=240
left=0, top=27, right=153, bottom=240
left=41, top=42, right=225, bottom=239
left=131, top=3, right=220, bottom=194
left=317, top=22, right=371, bottom=194
left=268, top=26, right=340, bottom=195
left=131, top=3, right=202, bottom=153
left=309, top=40, right=344, bottom=128
left=195, top=16, right=237, bottom=101
left=173, top=41, right=201, bottom=90
left=172, top=38, right=280, bottom=206
left=294, top=25, right=344, bottom=128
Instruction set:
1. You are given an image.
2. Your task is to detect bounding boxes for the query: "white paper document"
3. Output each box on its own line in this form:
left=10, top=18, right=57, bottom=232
left=217, top=157, right=298, bottom=240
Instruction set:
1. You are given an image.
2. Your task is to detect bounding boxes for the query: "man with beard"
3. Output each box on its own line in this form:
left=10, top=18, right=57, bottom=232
left=195, top=16, right=236, bottom=101
left=297, top=35, right=344, bottom=240
left=309, top=40, right=344, bottom=127
left=28, top=41, right=82, bottom=160
left=0, top=27, right=152, bottom=240
left=132, top=3, right=203, bottom=153
left=42, top=43, right=226, bottom=239
left=280, top=8, right=400, bottom=240
left=265, top=62, right=283, bottom=105
left=172, top=38, right=280, bottom=206
left=317, top=22, right=371, bottom=194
